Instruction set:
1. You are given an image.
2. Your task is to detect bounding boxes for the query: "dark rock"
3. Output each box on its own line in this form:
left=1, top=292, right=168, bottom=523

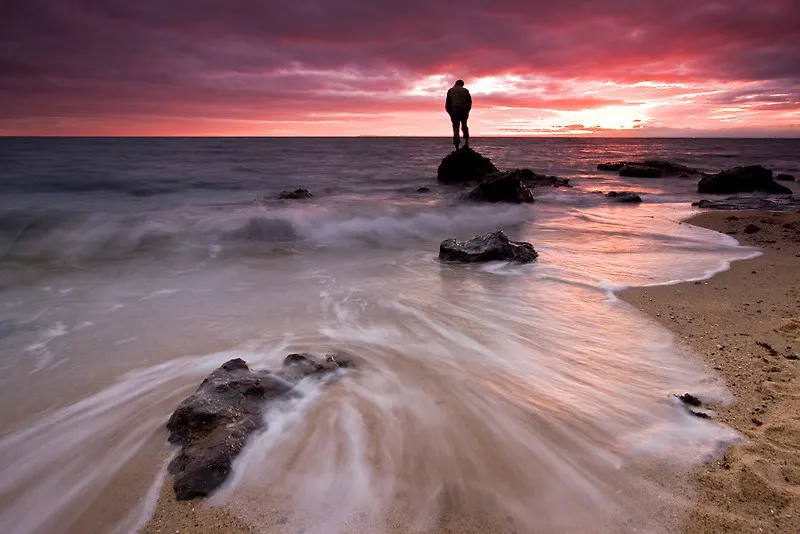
left=503, top=168, right=570, bottom=188
left=416, top=187, right=431, bottom=193
left=277, top=188, right=313, bottom=200
left=437, top=148, right=498, bottom=184
left=744, top=224, right=762, bottom=234
left=439, top=231, right=538, bottom=263
left=466, top=173, right=534, bottom=204
left=642, top=160, right=699, bottom=175
left=697, top=165, right=792, bottom=194
left=605, top=191, right=642, bottom=203
left=598, top=160, right=698, bottom=177
left=692, top=196, right=800, bottom=211
left=676, top=393, right=702, bottom=407
left=598, top=162, right=627, bottom=172
left=776, top=174, right=795, bottom=182
left=619, top=164, right=664, bottom=178
left=166, top=354, right=352, bottom=500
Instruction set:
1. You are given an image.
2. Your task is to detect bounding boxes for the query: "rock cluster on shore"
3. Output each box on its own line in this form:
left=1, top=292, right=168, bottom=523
left=166, top=354, right=352, bottom=500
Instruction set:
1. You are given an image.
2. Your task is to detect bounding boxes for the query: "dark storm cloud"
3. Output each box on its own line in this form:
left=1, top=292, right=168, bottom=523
left=0, top=0, right=798, bottom=131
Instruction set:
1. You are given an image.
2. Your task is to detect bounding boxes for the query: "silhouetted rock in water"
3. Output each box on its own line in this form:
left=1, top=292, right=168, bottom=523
left=437, top=148, right=498, bottom=183
left=416, top=186, right=431, bottom=193
left=467, top=174, right=534, bottom=203
left=501, top=168, right=571, bottom=188
left=166, top=354, right=352, bottom=500
left=692, top=196, right=800, bottom=211
left=605, top=191, right=642, bottom=203
left=276, top=188, right=313, bottom=200
left=439, top=231, right=538, bottom=263
left=598, top=160, right=699, bottom=177
left=776, top=173, right=796, bottom=182
left=697, top=166, right=792, bottom=194
left=619, top=164, right=664, bottom=178
left=598, top=162, right=627, bottom=171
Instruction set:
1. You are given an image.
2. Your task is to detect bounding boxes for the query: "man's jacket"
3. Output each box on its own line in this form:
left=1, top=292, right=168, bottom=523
left=446, top=86, right=472, bottom=114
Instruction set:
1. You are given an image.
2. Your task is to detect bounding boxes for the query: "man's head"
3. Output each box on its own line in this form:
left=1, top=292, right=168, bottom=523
left=455, top=80, right=465, bottom=87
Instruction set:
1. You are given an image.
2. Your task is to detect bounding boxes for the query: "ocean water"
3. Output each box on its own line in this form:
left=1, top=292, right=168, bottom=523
left=0, top=137, right=798, bottom=534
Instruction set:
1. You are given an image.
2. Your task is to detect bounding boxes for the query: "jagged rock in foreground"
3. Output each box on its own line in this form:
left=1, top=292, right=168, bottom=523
left=697, top=165, right=792, bottom=194
left=692, top=196, right=800, bottom=211
left=598, top=160, right=699, bottom=177
left=439, top=231, right=538, bottom=263
left=277, top=188, right=313, bottom=200
left=166, top=354, right=352, bottom=500
left=605, top=191, right=642, bottom=203
left=437, top=148, right=499, bottom=183
left=467, top=173, right=534, bottom=203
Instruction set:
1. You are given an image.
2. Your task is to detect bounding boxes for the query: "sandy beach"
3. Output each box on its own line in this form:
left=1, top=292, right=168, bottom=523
left=622, top=211, right=800, bottom=533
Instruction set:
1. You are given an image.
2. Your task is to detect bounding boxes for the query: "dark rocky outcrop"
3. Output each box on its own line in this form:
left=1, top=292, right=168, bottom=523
left=597, top=162, right=627, bottom=172
left=166, top=354, right=352, bottom=500
left=439, top=231, right=538, bottom=263
left=697, top=166, right=792, bottom=195
left=605, top=191, right=642, bottom=203
left=277, top=188, right=313, bottom=200
left=437, top=148, right=498, bottom=183
left=466, top=174, right=534, bottom=204
left=416, top=186, right=431, bottom=193
left=692, top=196, right=800, bottom=211
left=598, top=160, right=699, bottom=177
left=776, top=174, right=796, bottom=182
left=502, top=168, right=571, bottom=188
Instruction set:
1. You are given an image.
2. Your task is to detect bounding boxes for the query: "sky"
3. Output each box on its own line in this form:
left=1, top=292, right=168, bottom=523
left=1, top=0, right=799, bottom=137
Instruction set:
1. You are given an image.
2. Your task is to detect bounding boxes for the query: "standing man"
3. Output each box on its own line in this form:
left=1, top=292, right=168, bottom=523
left=445, top=79, right=471, bottom=150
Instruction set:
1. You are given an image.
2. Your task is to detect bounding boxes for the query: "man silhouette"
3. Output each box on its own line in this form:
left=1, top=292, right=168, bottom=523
left=445, top=79, right=471, bottom=150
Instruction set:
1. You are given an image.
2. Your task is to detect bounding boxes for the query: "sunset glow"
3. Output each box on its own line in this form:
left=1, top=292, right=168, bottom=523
left=1, top=1, right=798, bottom=136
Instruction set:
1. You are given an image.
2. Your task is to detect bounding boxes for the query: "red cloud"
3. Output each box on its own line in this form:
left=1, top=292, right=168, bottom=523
left=1, top=0, right=798, bottom=135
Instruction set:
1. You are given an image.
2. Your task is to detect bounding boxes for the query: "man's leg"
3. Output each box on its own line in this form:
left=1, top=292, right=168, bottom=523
left=450, top=113, right=460, bottom=149
left=461, top=114, right=470, bottom=147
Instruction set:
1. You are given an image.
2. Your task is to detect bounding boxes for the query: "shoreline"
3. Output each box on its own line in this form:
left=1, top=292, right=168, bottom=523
left=620, top=210, right=800, bottom=533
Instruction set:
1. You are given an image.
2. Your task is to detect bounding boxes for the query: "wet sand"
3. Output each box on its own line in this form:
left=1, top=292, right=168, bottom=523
left=621, top=211, right=800, bottom=533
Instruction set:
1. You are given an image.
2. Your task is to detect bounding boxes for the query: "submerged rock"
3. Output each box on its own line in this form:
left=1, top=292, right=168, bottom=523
left=277, top=188, right=313, bottom=200
left=776, top=173, right=796, bottom=182
left=439, top=231, right=538, bottom=263
left=676, top=393, right=702, bottom=407
left=697, top=166, right=792, bottom=194
left=166, top=354, right=351, bottom=500
left=437, top=148, right=498, bottom=183
left=605, top=191, right=642, bottom=203
left=416, top=186, right=431, bottom=193
left=598, top=160, right=699, bottom=177
left=692, top=196, right=800, bottom=211
left=467, top=173, right=534, bottom=203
